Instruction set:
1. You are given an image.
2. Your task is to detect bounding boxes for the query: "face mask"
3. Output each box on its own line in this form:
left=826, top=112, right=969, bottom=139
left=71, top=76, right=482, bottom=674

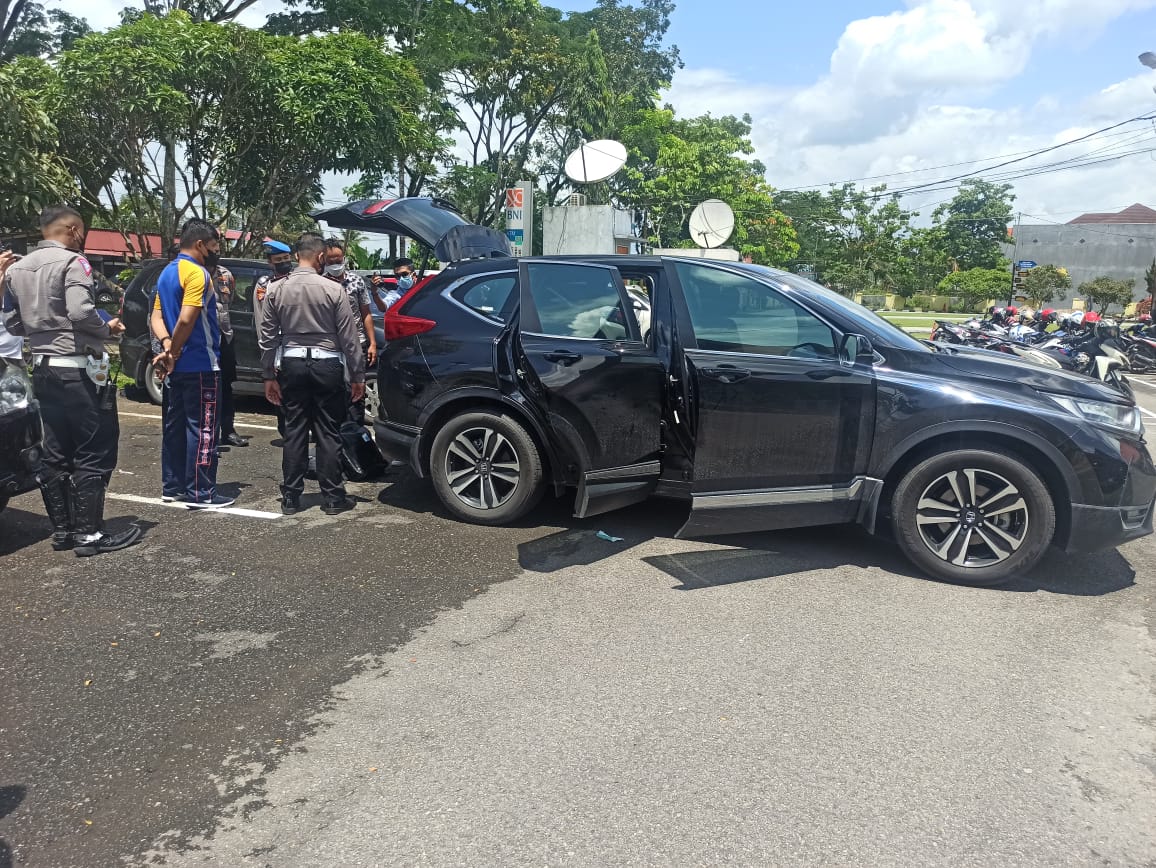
left=273, top=260, right=294, bottom=276
left=324, top=263, right=345, bottom=278
left=396, top=275, right=415, bottom=291
left=204, top=248, right=221, bottom=271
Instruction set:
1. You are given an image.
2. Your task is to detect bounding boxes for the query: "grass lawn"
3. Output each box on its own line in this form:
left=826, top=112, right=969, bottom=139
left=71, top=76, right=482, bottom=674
left=878, top=312, right=972, bottom=332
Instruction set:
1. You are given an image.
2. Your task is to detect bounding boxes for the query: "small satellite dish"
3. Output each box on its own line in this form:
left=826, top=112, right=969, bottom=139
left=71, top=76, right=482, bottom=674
left=688, top=199, right=736, bottom=249
left=564, top=139, right=628, bottom=184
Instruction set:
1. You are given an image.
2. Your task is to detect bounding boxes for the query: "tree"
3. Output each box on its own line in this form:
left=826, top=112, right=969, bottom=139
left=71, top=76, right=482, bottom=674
left=613, top=108, right=798, bottom=264
left=24, top=13, right=434, bottom=254
left=937, top=268, right=1009, bottom=310
left=0, top=61, right=74, bottom=232
left=1080, top=276, right=1135, bottom=315
left=1145, top=258, right=1156, bottom=309
left=1, top=0, right=90, bottom=62
left=1021, top=264, right=1070, bottom=309
left=931, top=179, right=1015, bottom=271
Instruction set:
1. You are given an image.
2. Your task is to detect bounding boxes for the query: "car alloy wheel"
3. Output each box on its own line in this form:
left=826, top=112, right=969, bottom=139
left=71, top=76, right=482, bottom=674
left=429, top=410, right=546, bottom=526
left=915, top=468, right=1029, bottom=568
left=444, top=425, right=522, bottom=510
left=363, top=379, right=381, bottom=422
left=145, top=364, right=164, bottom=405
left=892, top=448, right=1055, bottom=585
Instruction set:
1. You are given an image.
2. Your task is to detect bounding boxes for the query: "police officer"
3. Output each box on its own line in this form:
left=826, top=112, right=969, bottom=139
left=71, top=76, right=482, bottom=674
left=254, top=240, right=294, bottom=438
left=259, top=232, right=364, bottom=516
left=1, top=205, right=142, bottom=556
left=321, top=238, right=376, bottom=425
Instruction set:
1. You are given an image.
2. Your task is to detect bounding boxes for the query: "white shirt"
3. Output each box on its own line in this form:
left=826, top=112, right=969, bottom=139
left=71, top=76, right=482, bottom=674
left=0, top=317, right=22, bottom=360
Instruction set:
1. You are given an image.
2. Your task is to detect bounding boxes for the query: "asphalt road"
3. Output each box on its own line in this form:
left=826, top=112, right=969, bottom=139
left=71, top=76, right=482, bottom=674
left=1, top=387, right=1154, bottom=867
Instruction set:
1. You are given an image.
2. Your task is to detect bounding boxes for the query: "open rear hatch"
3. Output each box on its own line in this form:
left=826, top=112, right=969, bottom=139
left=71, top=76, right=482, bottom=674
left=311, top=197, right=511, bottom=263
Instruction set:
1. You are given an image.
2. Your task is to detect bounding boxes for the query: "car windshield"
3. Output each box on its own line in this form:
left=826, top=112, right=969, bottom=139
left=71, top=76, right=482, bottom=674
left=738, top=266, right=931, bottom=353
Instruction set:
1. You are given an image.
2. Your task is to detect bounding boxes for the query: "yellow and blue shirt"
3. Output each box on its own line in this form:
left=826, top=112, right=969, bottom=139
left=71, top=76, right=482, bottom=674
left=153, top=254, right=220, bottom=373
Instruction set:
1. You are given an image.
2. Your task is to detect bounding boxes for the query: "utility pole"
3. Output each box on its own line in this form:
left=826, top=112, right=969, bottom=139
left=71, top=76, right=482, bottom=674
left=1008, top=211, right=1021, bottom=305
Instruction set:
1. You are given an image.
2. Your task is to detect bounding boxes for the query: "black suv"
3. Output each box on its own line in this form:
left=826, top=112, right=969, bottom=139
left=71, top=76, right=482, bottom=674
left=119, top=258, right=383, bottom=413
left=321, top=198, right=1156, bottom=585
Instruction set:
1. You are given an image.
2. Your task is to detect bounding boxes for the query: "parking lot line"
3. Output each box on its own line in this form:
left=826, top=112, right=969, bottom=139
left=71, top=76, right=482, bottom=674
left=119, top=411, right=279, bottom=432
left=107, top=492, right=284, bottom=520
left=1140, top=407, right=1156, bottom=420
left=1130, top=377, right=1156, bottom=391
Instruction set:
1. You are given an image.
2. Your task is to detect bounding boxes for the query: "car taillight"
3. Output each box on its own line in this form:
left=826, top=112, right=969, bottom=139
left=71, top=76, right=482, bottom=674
left=383, top=276, right=437, bottom=341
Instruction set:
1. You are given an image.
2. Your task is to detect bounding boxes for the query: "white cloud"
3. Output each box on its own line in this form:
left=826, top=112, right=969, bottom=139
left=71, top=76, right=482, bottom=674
left=663, top=0, right=1156, bottom=222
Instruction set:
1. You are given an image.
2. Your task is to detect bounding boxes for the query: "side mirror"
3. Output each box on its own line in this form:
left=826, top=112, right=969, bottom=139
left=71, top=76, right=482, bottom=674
left=840, top=333, right=875, bottom=366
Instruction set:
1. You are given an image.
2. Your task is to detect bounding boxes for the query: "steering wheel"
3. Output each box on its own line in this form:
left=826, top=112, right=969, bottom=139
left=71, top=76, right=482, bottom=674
left=787, top=342, right=834, bottom=359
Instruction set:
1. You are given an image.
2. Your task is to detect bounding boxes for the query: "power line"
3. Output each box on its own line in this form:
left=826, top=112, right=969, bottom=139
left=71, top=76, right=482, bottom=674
left=777, top=126, right=1152, bottom=192
left=882, top=112, right=1156, bottom=197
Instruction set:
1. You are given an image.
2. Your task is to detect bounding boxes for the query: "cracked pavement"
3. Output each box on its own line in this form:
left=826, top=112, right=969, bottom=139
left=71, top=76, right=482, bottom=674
left=1, top=394, right=1155, bottom=867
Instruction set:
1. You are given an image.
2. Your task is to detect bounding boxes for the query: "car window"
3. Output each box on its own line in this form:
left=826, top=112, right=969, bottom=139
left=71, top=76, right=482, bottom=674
left=675, top=262, right=837, bottom=358
left=453, top=274, right=516, bottom=323
left=228, top=267, right=266, bottom=307
left=525, top=262, right=637, bottom=340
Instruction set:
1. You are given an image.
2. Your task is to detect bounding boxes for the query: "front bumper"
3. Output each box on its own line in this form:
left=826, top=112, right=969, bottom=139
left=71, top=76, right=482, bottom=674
left=0, top=404, right=44, bottom=499
left=1065, top=499, right=1155, bottom=553
left=1063, top=430, right=1156, bottom=553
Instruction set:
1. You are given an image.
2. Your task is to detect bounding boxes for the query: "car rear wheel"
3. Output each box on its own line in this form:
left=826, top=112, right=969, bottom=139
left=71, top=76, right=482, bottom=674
left=892, top=449, right=1055, bottom=586
left=363, top=379, right=380, bottom=422
left=429, top=411, right=545, bottom=525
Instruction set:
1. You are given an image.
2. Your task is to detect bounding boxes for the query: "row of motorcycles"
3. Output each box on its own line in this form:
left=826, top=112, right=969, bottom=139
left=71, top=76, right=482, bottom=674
left=929, top=306, right=1156, bottom=385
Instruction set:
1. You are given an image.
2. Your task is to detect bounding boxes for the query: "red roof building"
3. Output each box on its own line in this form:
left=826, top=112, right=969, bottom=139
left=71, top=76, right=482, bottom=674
left=1068, top=203, right=1156, bottom=225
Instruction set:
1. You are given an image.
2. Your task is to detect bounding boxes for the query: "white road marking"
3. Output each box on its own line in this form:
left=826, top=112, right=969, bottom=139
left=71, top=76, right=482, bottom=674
left=119, top=411, right=279, bottom=432
left=1140, top=407, right=1156, bottom=420
left=107, top=492, right=284, bottom=520
left=1128, top=376, right=1156, bottom=391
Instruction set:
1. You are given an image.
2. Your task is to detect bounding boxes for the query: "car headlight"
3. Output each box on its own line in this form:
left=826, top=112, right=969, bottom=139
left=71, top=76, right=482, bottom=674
left=1048, top=394, right=1143, bottom=437
left=0, top=364, right=31, bottom=414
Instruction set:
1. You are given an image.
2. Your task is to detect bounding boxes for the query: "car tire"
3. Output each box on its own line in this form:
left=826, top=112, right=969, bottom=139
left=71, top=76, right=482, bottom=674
left=142, top=363, right=164, bottom=405
left=891, top=449, right=1055, bottom=586
left=429, top=410, right=545, bottom=526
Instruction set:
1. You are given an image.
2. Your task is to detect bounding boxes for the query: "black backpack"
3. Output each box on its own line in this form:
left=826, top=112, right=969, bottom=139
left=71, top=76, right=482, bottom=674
left=340, top=422, right=387, bottom=481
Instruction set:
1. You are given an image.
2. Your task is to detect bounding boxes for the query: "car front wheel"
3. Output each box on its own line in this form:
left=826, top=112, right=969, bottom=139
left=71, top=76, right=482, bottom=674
left=429, top=411, right=545, bottom=526
left=892, top=449, right=1055, bottom=585
left=143, top=363, right=164, bottom=405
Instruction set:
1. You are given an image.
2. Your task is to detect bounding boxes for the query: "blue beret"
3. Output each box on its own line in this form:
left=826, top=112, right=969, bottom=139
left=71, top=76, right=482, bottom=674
left=263, top=240, right=292, bottom=254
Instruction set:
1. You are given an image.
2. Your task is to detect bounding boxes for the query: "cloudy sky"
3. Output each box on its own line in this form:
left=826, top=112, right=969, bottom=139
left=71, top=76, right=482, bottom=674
left=53, top=0, right=1156, bottom=225
left=658, top=0, right=1156, bottom=224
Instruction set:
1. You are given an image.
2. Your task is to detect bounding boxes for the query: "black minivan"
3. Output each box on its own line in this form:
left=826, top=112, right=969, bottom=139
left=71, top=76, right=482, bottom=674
left=318, top=198, right=1156, bottom=585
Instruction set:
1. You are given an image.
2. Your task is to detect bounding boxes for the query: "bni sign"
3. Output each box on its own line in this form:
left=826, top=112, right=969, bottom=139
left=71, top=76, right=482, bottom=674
left=504, top=182, right=533, bottom=256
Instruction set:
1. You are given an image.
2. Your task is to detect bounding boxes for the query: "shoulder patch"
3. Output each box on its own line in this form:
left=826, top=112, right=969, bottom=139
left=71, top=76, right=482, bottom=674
left=256, top=284, right=267, bottom=302
left=77, top=256, right=92, bottom=276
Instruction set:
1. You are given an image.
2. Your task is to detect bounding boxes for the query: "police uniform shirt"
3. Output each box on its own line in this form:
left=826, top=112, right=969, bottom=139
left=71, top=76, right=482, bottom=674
left=215, top=266, right=235, bottom=343
left=259, top=267, right=364, bottom=382
left=153, top=254, right=220, bottom=373
left=2, top=240, right=110, bottom=357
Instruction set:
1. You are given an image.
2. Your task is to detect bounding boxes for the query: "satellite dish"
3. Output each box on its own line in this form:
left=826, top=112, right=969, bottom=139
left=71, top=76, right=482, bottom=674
left=564, top=139, right=628, bottom=184
left=688, top=199, right=736, bottom=249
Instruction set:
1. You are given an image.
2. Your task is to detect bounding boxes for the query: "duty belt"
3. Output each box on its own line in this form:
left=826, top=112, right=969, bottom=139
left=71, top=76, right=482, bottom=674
left=33, top=354, right=89, bottom=368
left=281, top=347, right=342, bottom=360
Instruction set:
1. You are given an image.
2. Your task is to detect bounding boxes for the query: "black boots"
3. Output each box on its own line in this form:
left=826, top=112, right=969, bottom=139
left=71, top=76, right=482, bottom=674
left=70, top=476, right=142, bottom=558
left=40, top=473, right=74, bottom=551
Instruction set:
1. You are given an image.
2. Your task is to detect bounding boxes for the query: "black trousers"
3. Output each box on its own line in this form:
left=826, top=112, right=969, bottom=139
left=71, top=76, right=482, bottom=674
left=32, top=364, right=118, bottom=486
left=219, top=337, right=237, bottom=438
left=279, top=355, right=346, bottom=501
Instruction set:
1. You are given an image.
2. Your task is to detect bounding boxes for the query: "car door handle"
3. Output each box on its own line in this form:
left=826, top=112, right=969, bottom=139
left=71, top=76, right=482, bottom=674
left=543, top=350, right=583, bottom=365
left=807, top=368, right=853, bottom=380
left=700, top=365, right=751, bottom=384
